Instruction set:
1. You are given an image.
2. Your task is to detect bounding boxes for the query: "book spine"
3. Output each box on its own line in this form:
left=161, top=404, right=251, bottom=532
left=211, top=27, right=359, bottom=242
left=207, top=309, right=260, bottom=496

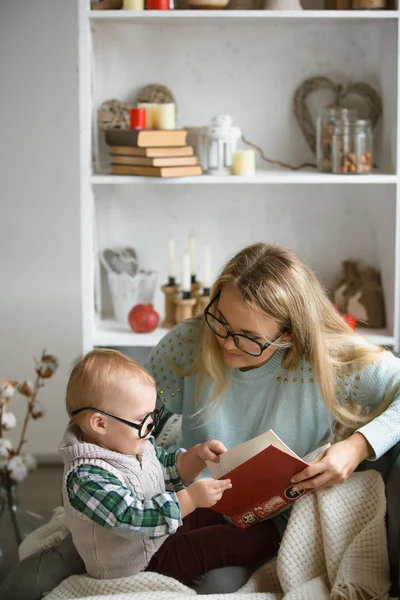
left=231, top=486, right=310, bottom=529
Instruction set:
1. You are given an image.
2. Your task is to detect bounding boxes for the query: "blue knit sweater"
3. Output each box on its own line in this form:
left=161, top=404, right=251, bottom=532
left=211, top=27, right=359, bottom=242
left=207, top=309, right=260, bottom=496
left=144, top=321, right=400, bottom=462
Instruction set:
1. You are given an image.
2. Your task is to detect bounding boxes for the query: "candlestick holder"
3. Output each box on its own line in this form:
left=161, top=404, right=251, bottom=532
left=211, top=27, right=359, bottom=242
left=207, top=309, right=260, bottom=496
left=194, top=290, right=210, bottom=317
left=191, top=277, right=203, bottom=301
left=175, top=296, right=197, bottom=324
left=161, top=281, right=179, bottom=329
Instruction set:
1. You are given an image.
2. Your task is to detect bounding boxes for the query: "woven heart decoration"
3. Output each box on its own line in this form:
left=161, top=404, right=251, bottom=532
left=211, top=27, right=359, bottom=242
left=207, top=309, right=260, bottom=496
left=293, top=76, right=382, bottom=154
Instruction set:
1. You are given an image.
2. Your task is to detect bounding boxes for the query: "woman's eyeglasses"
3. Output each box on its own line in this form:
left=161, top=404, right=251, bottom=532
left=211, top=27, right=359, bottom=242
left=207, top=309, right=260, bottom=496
left=70, top=405, right=164, bottom=439
left=204, top=293, right=286, bottom=357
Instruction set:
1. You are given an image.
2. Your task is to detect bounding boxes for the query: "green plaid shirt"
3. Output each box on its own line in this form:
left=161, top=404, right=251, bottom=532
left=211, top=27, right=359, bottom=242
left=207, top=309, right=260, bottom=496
left=67, top=440, right=184, bottom=539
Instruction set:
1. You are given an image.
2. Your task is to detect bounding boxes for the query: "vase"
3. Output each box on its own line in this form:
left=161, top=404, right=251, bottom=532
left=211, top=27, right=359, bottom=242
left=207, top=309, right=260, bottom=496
left=0, top=477, right=44, bottom=562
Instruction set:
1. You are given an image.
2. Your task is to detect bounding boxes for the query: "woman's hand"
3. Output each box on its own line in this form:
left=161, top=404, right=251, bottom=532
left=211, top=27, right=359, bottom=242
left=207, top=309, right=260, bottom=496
left=176, top=440, right=227, bottom=483
left=290, top=433, right=373, bottom=492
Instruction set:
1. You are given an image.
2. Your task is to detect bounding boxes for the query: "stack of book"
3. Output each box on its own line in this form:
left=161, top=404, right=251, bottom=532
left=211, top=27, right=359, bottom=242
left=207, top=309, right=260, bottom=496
left=105, top=129, right=203, bottom=178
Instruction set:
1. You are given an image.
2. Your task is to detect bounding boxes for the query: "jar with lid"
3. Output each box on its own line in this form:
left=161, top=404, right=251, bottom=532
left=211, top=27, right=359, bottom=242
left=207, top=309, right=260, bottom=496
left=332, top=119, right=373, bottom=174
left=316, top=107, right=357, bottom=173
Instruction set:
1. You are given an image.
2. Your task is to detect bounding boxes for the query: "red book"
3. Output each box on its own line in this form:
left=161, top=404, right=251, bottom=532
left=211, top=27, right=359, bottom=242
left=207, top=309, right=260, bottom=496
left=208, top=430, right=330, bottom=529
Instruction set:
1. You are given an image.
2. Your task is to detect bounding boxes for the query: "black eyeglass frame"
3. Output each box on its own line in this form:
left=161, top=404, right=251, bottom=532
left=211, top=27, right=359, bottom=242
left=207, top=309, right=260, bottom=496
left=204, top=293, right=287, bottom=357
left=70, top=405, right=164, bottom=439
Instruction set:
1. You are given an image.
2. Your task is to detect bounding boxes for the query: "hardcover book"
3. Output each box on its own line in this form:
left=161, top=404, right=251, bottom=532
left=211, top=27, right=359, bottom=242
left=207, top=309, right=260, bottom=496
left=207, top=430, right=330, bottom=529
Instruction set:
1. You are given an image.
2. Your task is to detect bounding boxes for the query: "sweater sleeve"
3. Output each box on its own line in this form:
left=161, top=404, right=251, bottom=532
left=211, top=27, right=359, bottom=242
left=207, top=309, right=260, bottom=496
left=67, top=464, right=182, bottom=539
left=150, top=437, right=187, bottom=491
left=340, top=351, right=400, bottom=459
left=143, top=320, right=200, bottom=414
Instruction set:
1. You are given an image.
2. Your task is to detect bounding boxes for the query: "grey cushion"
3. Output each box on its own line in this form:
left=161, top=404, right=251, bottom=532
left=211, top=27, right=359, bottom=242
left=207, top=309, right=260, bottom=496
left=0, top=534, right=85, bottom=600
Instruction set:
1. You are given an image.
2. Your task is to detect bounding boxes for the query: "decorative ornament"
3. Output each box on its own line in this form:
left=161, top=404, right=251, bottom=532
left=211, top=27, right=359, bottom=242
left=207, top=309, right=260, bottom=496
left=98, top=99, right=131, bottom=131
left=293, top=76, right=382, bottom=154
left=138, top=84, right=175, bottom=106
left=332, top=261, right=385, bottom=329
left=205, top=115, right=242, bottom=176
left=128, top=304, right=160, bottom=333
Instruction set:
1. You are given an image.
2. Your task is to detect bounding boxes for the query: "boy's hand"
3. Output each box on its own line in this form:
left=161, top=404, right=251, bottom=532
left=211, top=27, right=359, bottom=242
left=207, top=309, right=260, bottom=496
left=187, top=478, right=232, bottom=508
left=176, top=440, right=228, bottom=483
left=195, top=440, right=228, bottom=464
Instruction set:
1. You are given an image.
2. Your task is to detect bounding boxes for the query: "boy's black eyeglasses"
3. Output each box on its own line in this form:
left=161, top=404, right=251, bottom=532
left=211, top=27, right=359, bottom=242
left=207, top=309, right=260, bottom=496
left=204, top=293, right=286, bottom=357
left=70, top=405, right=164, bottom=439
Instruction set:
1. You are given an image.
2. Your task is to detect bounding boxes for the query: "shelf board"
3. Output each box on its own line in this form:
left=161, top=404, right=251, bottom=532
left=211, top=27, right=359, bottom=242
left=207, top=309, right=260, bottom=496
left=93, top=319, right=167, bottom=347
left=91, top=171, right=397, bottom=185
left=89, top=9, right=398, bottom=24
left=93, top=320, right=394, bottom=348
left=356, top=328, right=395, bottom=347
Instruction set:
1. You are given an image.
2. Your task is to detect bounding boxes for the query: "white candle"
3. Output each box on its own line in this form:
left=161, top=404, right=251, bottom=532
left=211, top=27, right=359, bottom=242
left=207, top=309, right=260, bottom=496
left=156, top=103, right=176, bottom=130
left=232, top=149, right=256, bottom=176
left=167, top=236, right=175, bottom=279
left=181, top=253, right=191, bottom=293
left=138, top=103, right=156, bottom=130
left=123, top=0, right=144, bottom=8
left=189, top=233, right=196, bottom=276
left=203, top=245, right=212, bottom=288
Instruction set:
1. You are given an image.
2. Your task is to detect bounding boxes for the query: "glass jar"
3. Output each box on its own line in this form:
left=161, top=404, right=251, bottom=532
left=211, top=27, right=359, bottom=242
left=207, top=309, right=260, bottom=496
left=316, top=107, right=357, bottom=173
left=332, top=119, right=373, bottom=174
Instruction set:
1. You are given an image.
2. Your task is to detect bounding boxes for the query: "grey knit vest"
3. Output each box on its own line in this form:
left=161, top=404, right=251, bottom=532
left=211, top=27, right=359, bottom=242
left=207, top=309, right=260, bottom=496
left=59, top=424, right=168, bottom=579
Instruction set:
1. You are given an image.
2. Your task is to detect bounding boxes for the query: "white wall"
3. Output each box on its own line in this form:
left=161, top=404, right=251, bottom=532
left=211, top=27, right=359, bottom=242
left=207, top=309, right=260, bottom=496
left=0, top=1, right=82, bottom=458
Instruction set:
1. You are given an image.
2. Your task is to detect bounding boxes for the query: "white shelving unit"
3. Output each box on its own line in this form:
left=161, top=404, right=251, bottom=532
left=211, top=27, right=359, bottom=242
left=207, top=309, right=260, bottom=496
left=79, top=1, right=400, bottom=354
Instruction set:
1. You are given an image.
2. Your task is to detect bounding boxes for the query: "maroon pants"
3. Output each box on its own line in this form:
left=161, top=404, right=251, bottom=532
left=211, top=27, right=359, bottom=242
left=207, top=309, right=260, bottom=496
left=146, top=508, right=280, bottom=584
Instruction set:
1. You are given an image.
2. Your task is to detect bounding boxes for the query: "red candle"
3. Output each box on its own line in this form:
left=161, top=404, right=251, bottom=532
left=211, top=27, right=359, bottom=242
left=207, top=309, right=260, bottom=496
left=147, top=0, right=170, bottom=9
left=129, top=108, right=146, bottom=130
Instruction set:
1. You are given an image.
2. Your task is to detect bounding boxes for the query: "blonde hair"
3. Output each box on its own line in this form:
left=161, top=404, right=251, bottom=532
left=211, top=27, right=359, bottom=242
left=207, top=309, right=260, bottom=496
left=187, top=242, right=394, bottom=429
left=66, top=349, right=154, bottom=417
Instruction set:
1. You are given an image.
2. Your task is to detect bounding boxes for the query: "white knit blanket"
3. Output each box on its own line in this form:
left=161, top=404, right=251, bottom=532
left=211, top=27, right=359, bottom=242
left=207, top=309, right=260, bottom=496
left=20, top=471, right=391, bottom=600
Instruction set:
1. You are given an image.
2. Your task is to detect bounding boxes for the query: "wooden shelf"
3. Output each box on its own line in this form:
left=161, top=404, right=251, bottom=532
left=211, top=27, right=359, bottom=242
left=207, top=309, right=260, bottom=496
left=91, top=171, right=397, bottom=185
left=89, top=10, right=399, bottom=24
left=92, top=319, right=394, bottom=348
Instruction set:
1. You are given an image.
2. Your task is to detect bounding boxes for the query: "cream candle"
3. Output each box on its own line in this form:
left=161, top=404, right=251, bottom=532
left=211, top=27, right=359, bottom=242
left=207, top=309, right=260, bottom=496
left=189, top=234, right=196, bottom=278
left=181, top=253, right=191, bottom=293
left=123, top=0, right=145, bottom=8
left=156, top=103, right=176, bottom=130
left=138, top=103, right=156, bottom=129
left=203, top=245, right=212, bottom=289
left=232, top=149, right=256, bottom=176
left=167, top=236, right=176, bottom=279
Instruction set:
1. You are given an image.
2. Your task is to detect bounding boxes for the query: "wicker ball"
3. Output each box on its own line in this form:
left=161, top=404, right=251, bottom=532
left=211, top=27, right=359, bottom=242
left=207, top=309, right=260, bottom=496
left=138, top=84, right=175, bottom=106
left=98, top=99, right=131, bottom=131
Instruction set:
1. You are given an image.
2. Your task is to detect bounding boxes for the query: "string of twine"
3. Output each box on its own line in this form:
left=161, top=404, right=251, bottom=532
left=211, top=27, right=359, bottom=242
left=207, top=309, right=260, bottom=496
left=241, top=135, right=316, bottom=171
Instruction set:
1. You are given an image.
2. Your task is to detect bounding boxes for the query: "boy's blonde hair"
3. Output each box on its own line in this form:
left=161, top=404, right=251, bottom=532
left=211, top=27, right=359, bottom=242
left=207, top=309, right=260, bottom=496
left=66, top=349, right=154, bottom=416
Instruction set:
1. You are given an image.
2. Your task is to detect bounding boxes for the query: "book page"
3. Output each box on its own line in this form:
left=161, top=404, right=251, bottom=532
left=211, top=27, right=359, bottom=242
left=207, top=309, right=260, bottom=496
left=207, top=429, right=300, bottom=479
left=302, top=442, right=331, bottom=463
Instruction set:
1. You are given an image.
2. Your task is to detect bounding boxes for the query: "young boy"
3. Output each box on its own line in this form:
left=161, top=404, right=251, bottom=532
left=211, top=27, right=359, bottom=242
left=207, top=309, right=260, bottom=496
left=59, top=349, right=280, bottom=583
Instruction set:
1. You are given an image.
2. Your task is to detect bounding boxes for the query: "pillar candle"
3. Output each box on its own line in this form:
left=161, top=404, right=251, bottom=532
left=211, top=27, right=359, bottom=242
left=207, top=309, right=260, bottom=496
left=203, top=245, right=212, bottom=288
left=232, top=149, right=256, bottom=176
left=189, top=234, right=196, bottom=277
left=156, top=103, right=176, bottom=130
left=123, top=0, right=145, bottom=8
left=181, top=253, right=191, bottom=293
left=129, top=108, right=146, bottom=130
left=167, top=236, right=176, bottom=278
left=138, top=103, right=156, bottom=130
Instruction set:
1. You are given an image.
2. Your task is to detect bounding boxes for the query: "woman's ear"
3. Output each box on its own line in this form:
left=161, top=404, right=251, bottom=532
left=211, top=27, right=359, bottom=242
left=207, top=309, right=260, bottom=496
left=88, top=412, right=108, bottom=436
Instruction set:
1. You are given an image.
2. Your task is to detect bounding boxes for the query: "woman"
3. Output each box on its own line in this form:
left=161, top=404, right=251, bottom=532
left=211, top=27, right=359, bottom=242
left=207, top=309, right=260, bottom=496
left=2, top=242, right=400, bottom=599
left=149, top=242, right=399, bottom=479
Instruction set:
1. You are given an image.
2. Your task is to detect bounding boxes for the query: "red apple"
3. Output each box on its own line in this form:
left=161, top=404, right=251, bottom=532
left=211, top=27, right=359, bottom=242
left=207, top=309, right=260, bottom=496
left=128, top=304, right=159, bottom=333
